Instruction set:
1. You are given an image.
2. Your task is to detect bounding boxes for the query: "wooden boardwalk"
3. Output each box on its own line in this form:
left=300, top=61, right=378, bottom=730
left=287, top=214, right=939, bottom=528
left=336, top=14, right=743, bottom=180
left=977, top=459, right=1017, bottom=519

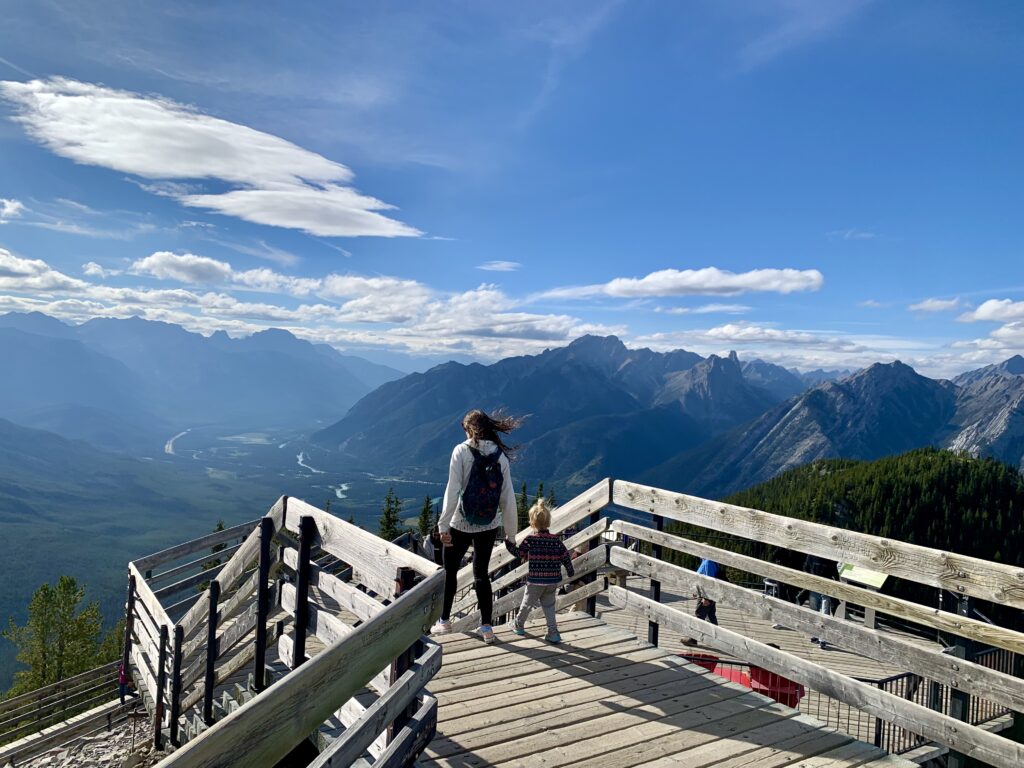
left=421, top=612, right=915, bottom=768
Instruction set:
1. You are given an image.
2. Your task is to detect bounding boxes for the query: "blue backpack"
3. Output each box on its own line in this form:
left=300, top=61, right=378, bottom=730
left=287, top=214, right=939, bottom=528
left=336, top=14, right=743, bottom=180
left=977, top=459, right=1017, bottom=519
left=461, top=446, right=504, bottom=525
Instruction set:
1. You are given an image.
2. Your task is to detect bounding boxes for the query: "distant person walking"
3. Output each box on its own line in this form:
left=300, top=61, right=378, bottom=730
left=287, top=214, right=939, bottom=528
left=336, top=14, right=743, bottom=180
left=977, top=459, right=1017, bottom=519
left=506, top=500, right=574, bottom=642
left=118, top=663, right=130, bottom=704
left=431, top=410, right=519, bottom=644
left=684, top=558, right=723, bottom=646
left=803, top=553, right=838, bottom=649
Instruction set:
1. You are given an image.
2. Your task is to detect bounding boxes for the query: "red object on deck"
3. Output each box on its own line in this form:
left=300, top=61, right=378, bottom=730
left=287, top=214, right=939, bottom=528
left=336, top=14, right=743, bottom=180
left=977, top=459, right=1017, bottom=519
left=677, top=652, right=719, bottom=672
left=749, top=665, right=805, bottom=708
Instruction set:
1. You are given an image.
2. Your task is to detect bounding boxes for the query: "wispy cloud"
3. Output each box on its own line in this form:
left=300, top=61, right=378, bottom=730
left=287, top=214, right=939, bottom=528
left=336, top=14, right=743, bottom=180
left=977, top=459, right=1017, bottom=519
left=0, top=198, right=26, bottom=222
left=538, top=266, right=824, bottom=300
left=0, top=77, right=422, bottom=238
left=655, top=303, right=751, bottom=315
left=858, top=299, right=887, bottom=308
left=909, top=297, right=961, bottom=313
left=82, top=262, right=122, bottom=278
left=515, top=0, right=622, bottom=129
left=828, top=227, right=877, bottom=240
left=477, top=260, right=521, bottom=272
left=737, top=0, right=872, bottom=71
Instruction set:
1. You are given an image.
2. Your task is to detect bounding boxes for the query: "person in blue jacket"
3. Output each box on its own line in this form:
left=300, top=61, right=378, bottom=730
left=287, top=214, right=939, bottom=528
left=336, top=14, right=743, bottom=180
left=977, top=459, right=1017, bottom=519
left=684, top=558, right=723, bottom=646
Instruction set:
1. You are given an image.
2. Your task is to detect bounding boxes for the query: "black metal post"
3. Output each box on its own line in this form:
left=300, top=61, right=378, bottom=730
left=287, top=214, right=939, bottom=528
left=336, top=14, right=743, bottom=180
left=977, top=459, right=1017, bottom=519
left=648, top=513, right=663, bottom=647
left=202, top=579, right=220, bottom=725
left=121, top=574, right=135, bottom=681
left=387, top=566, right=419, bottom=745
left=585, top=510, right=602, bottom=616
left=153, top=624, right=168, bottom=749
left=947, top=593, right=972, bottom=768
left=253, top=516, right=274, bottom=691
left=293, top=515, right=315, bottom=668
left=169, top=624, right=183, bottom=746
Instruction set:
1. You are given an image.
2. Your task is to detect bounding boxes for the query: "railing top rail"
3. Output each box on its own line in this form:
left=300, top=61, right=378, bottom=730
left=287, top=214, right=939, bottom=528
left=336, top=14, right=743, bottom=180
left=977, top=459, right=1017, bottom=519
left=132, top=519, right=261, bottom=573
left=612, top=480, right=1024, bottom=610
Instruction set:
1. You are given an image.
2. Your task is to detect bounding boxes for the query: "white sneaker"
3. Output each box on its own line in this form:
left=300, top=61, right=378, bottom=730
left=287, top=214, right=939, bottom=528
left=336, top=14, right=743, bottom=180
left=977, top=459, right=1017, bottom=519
left=431, top=619, right=452, bottom=635
left=478, top=625, right=495, bottom=643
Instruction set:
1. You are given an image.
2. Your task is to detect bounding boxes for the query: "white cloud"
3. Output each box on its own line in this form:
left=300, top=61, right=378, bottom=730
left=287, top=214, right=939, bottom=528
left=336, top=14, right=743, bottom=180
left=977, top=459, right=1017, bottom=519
left=82, top=262, right=122, bottom=278
left=656, top=303, right=751, bottom=315
left=0, top=248, right=89, bottom=292
left=858, top=299, right=886, bottom=308
left=477, top=261, right=522, bottom=272
left=0, top=198, right=25, bottom=222
left=540, top=266, right=823, bottom=300
left=0, top=77, right=421, bottom=238
left=738, top=1, right=871, bottom=70
left=958, top=299, right=1024, bottom=323
left=909, top=297, right=961, bottom=313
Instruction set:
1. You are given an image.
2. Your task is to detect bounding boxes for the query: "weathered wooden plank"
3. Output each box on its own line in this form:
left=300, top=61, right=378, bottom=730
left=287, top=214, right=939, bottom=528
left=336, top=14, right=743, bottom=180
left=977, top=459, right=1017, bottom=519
left=783, top=741, right=895, bottom=768
left=608, top=584, right=1024, bottom=768
left=128, top=562, right=171, bottom=628
left=611, top=519, right=1024, bottom=656
left=178, top=591, right=209, bottom=641
left=216, top=525, right=263, bottom=596
left=454, top=478, right=612, bottom=592
left=308, top=643, right=442, bottom=768
left=152, top=562, right=227, bottom=601
left=452, top=516, right=609, bottom=614
left=280, top=582, right=354, bottom=648
left=426, top=668, right=759, bottom=765
left=282, top=547, right=383, bottom=622
left=448, top=548, right=605, bottom=633
left=148, top=542, right=244, bottom=588
left=130, top=642, right=158, bottom=712
left=156, top=570, right=444, bottom=768
left=612, top=480, right=1024, bottom=610
left=133, top=519, right=259, bottom=571
left=373, top=694, right=437, bottom=768
left=611, top=546, right=1024, bottom=715
left=631, top=717, right=850, bottom=768
left=283, top=498, right=438, bottom=601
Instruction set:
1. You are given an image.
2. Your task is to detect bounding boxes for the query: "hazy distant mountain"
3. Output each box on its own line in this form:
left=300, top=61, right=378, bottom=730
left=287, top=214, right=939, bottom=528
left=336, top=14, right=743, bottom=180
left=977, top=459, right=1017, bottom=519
left=741, top=359, right=808, bottom=402
left=953, top=355, right=1024, bottom=387
left=655, top=352, right=778, bottom=432
left=0, top=313, right=404, bottom=451
left=645, top=361, right=959, bottom=497
left=798, top=368, right=854, bottom=386
left=948, top=372, right=1024, bottom=472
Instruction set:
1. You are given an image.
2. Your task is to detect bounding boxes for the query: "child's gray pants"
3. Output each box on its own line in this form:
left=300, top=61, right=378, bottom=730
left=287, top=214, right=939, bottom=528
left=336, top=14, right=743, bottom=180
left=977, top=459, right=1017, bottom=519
left=515, top=583, right=559, bottom=633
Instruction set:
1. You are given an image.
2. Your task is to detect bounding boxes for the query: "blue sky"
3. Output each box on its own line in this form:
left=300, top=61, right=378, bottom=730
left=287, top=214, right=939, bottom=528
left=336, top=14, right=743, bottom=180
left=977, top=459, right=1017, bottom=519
left=0, top=0, right=1021, bottom=375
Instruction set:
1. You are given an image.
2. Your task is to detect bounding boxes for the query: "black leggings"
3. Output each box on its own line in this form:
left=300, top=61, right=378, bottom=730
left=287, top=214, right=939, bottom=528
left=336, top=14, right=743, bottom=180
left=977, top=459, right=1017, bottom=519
left=441, top=527, right=498, bottom=625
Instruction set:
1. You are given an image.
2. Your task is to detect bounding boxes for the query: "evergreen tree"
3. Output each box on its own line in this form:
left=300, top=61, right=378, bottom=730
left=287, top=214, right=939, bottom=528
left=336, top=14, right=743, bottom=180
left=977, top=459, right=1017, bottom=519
left=432, top=499, right=441, bottom=531
left=3, top=576, right=103, bottom=696
left=516, top=481, right=529, bottom=533
left=379, top=487, right=403, bottom=541
left=417, top=495, right=433, bottom=537
left=96, top=619, right=125, bottom=664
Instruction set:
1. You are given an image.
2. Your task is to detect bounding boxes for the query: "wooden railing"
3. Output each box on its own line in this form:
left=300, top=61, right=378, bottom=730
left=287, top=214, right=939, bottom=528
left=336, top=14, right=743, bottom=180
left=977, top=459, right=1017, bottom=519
left=119, top=495, right=443, bottom=767
left=0, top=661, right=120, bottom=746
left=114, top=477, right=1024, bottom=768
left=605, top=479, right=1024, bottom=768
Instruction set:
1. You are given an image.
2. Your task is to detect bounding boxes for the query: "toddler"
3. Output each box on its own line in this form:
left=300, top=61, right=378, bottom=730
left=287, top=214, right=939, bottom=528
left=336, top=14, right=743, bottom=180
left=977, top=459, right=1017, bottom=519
left=505, top=499, right=574, bottom=642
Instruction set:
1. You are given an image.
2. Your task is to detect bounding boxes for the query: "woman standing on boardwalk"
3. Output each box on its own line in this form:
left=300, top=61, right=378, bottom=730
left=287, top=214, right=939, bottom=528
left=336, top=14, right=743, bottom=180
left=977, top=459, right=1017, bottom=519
left=431, top=410, right=519, bottom=643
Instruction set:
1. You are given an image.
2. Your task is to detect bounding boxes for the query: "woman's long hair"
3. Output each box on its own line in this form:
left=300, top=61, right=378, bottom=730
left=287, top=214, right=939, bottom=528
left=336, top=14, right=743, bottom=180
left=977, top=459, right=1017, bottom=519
left=462, top=409, right=522, bottom=458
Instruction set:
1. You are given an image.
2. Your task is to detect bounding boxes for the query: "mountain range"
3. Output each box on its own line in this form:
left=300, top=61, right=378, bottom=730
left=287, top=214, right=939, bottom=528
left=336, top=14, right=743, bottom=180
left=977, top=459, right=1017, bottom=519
left=0, top=312, right=403, bottom=453
left=314, top=335, right=1024, bottom=497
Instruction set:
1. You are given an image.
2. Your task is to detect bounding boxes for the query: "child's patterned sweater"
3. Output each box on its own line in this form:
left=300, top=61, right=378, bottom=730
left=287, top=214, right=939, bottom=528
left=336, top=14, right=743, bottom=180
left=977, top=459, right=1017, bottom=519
left=506, top=530, right=574, bottom=584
